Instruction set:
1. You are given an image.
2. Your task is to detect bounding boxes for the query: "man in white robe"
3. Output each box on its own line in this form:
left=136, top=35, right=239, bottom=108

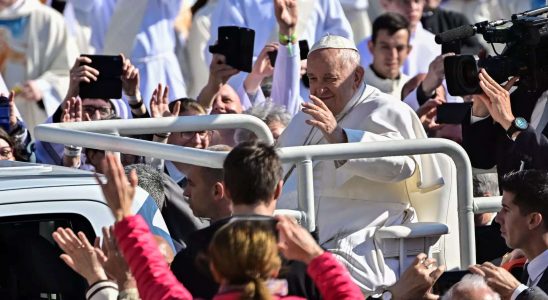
left=276, top=35, right=443, bottom=294
left=0, top=0, right=76, bottom=134
left=66, top=0, right=187, bottom=109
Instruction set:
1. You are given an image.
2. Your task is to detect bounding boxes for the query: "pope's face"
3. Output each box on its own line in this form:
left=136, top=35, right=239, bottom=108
left=307, top=49, right=364, bottom=116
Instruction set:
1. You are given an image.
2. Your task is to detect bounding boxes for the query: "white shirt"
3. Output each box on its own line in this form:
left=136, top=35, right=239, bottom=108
left=364, top=65, right=410, bottom=100
left=511, top=249, right=548, bottom=300
left=165, top=160, right=186, bottom=184
left=357, top=22, right=440, bottom=78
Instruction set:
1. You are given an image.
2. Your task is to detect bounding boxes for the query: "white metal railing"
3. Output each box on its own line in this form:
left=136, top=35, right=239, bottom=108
left=35, top=117, right=477, bottom=267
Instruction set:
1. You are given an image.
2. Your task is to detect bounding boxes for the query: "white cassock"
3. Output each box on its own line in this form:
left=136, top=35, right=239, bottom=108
left=207, top=0, right=353, bottom=90
left=0, top=0, right=76, bottom=134
left=357, top=22, right=440, bottom=78
left=276, top=81, right=443, bottom=293
left=67, top=0, right=187, bottom=108
left=364, top=65, right=410, bottom=100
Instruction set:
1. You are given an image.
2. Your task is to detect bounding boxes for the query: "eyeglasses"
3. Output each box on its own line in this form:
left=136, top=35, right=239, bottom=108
left=179, top=131, right=210, bottom=139
left=82, top=105, right=114, bottom=118
left=0, top=146, right=13, bottom=159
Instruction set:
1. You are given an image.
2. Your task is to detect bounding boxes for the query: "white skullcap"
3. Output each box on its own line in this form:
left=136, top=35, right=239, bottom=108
left=309, top=35, right=358, bottom=56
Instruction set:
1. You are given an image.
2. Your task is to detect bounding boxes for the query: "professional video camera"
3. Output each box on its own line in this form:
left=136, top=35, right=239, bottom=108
left=435, top=6, right=548, bottom=96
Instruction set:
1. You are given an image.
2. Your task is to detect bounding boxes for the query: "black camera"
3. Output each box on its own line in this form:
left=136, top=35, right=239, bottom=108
left=209, top=26, right=255, bottom=73
left=436, top=6, right=548, bottom=96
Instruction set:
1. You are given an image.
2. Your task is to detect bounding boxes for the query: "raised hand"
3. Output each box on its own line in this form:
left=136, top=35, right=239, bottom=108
left=66, top=56, right=99, bottom=101
left=52, top=228, right=108, bottom=285
left=150, top=84, right=180, bottom=118
left=421, top=53, right=455, bottom=95
left=120, top=53, right=140, bottom=97
left=302, top=95, right=346, bottom=143
left=95, top=153, right=137, bottom=221
left=208, top=54, right=240, bottom=87
left=1, top=91, right=18, bottom=130
left=61, top=97, right=83, bottom=123
left=476, top=69, right=518, bottom=130
left=276, top=215, right=324, bottom=264
left=244, top=43, right=279, bottom=94
left=274, top=0, right=298, bottom=35
left=100, top=226, right=134, bottom=287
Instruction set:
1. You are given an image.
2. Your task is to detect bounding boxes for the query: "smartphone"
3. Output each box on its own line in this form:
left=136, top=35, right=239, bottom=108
left=299, top=40, right=310, bottom=88
left=436, top=102, right=473, bottom=124
left=209, top=26, right=255, bottom=72
left=267, top=40, right=309, bottom=68
left=432, top=270, right=471, bottom=295
left=79, top=54, right=123, bottom=100
left=0, top=96, right=10, bottom=132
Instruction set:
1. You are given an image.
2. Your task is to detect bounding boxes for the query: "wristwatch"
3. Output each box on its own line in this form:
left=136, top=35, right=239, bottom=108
left=506, top=117, right=528, bottom=139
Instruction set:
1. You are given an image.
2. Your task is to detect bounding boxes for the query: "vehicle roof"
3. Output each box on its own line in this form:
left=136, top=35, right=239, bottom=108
left=0, top=160, right=100, bottom=191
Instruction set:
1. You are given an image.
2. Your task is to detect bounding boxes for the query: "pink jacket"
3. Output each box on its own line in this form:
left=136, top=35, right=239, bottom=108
left=115, top=215, right=364, bottom=300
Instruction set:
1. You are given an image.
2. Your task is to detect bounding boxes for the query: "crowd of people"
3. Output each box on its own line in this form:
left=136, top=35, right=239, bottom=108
left=1, top=0, right=547, bottom=299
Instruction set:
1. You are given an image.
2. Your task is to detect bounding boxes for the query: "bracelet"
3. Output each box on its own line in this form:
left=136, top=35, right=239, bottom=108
left=279, top=32, right=297, bottom=44
left=154, top=132, right=171, bottom=139
left=129, top=100, right=144, bottom=109
left=64, top=145, right=82, bottom=157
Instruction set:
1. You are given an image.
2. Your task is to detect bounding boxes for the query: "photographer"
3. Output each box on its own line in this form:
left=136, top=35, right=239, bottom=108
left=462, top=69, right=548, bottom=176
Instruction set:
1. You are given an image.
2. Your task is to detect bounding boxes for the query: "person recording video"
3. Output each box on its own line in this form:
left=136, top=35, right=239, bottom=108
left=435, top=6, right=548, bottom=177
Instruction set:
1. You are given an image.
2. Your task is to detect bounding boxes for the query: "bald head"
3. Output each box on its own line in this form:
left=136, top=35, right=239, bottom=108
left=211, top=84, right=243, bottom=114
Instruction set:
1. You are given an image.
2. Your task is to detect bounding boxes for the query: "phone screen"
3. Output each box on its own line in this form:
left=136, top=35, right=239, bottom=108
left=432, top=270, right=471, bottom=295
left=79, top=54, right=123, bottom=100
left=436, top=102, right=473, bottom=124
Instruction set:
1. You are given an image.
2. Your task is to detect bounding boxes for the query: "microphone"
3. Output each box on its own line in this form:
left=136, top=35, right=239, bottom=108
left=435, top=25, right=476, bottom=44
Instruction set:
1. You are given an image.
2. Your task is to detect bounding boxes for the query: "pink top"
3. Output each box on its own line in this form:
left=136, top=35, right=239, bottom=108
left=115, top=215, right=364, bottom=300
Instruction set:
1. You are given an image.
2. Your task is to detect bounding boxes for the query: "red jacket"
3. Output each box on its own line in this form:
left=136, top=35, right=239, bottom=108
left=115, top=215, right=364, bottom=300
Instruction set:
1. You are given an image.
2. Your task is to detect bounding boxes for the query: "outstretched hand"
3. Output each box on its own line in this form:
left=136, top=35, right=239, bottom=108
left=476, top=69, right=518, bottom=130
left=150, top=83, right=180, bottom=118
left=95, top=153, right=137, bottom=221
left=389, top=253, right=445, bottom=300
left=302, top=95, right=346, bottom=144
left=274, top=0, right=298, bottom=35
left=276, top=215, right=324, bottom=264
left=52, top=228, right=108, bottom=285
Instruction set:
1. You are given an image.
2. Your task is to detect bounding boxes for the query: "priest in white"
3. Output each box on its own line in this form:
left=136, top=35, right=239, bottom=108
left=66, top=0, right=187, bottom=108
left=276, top=35, right=443, bottom=294
left=0, top=0, right=77, bottom=133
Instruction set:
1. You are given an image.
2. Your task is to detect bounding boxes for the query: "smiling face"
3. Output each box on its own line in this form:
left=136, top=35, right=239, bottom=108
left=211, top=85, right=243, bottom=115
left=495, top=191, right=532, bottom=249
left=306, top=48, right=364, bottom=116
left=368, top=28, right=411, bottom=79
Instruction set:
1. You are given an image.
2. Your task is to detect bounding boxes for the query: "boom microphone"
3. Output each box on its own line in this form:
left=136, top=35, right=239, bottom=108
left=435, top=25, right=476, bottom=44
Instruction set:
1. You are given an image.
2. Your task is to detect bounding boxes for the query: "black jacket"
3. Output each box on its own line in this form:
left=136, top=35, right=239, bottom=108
left=462, top=86, right=548, bottom=178
left=518, top=267, right=548, bottom=300
left=170, top=217, right=321, bottom=300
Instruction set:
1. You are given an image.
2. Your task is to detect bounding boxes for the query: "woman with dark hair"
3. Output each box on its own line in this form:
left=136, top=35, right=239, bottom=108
left=0, top=128, right=27, bottom=161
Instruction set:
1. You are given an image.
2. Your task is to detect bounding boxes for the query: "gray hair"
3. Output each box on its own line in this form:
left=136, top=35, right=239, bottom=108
left=235, top=102, right=291, bottom=143
left=473, top=173, right=500, bottom=197
left=442, top=274, right=500, bottom=300
left=337, top=49, right=361, bottom=70
left=124, top=164, right=165, bottom=208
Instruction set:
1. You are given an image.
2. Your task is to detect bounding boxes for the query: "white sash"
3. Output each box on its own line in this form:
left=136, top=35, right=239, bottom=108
left=102, top=0, right=148, bottom=56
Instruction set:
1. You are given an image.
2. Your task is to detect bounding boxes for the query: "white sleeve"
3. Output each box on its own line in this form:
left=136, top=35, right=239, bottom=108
left=271, top=43, right=303, bottom=116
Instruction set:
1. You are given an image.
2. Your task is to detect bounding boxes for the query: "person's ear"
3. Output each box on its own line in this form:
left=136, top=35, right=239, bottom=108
left=273, top=180, right=283, bottom=200
left=213, top=181, right=224, bottom=201
left=209, top=261, right=223, bottom=284
left=529, top=212, right=544, bottom=230
left=367, top=40, right=374, bottom=54
left=353, top=66, right=365, bottom=89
